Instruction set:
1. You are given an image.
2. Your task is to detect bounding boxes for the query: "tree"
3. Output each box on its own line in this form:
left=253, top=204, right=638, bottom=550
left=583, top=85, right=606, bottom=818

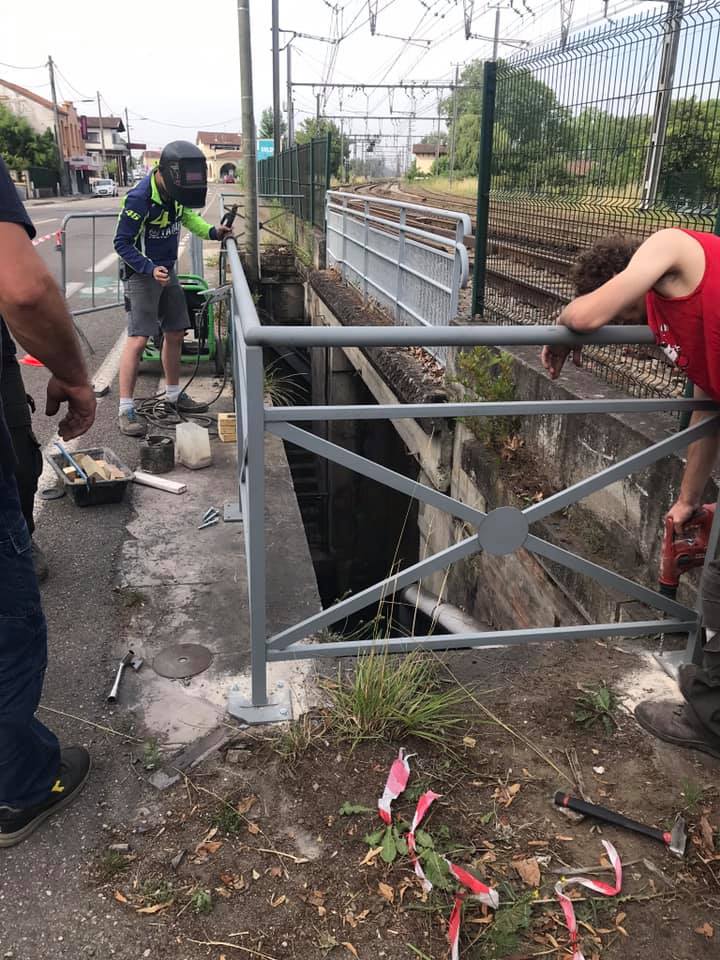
left=659, top=97, right=720, bottom=202
left=0, top=104, right=58, bottom=175
left=258, top=107, right=286, bottom=141
left=295, top=118, right=350, bottom=178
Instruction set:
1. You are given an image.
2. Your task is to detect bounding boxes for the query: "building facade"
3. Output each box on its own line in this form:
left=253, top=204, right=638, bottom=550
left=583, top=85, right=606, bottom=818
left=0, top=78, right=97, bottom=193
left=82, top=116, right=130, bottom=184
left=412, top=142, right=447, bottom=175
left=196, top=131, right=243, bottom=181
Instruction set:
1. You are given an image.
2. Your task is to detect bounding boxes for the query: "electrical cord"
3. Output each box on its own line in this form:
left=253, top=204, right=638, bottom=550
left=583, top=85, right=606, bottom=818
left=133, top=298, right=230, bottom=432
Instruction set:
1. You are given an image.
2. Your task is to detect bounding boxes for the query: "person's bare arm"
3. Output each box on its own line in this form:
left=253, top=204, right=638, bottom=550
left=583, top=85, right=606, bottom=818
left=541, top=230, right=690, bottom=379
left=0, top=221, right=96, bottom=440
left=667, top=385, right=720, bottom=534
left=560, top=230, right=686, bottom=332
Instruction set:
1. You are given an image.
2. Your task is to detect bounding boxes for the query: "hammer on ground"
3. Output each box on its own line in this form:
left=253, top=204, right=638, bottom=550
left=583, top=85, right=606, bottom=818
left=554, top=792, right=687, bottom=858
left=107, top=650, right=144, bottom=704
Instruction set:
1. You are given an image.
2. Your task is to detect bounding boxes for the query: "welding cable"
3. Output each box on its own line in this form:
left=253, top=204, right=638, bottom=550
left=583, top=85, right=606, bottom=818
left=133, top=301, right=230, bottom=431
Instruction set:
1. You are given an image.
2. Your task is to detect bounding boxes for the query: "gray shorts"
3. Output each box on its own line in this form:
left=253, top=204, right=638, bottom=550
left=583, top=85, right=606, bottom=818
left=125, top=269, right=190, bottom=338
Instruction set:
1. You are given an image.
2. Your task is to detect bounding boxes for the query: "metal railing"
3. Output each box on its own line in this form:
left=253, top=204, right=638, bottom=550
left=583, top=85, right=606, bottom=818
left=224, top=235, right=720, bottom=724
left=60, top=212, right=123, bottom=317
left=326, top=191, right=471, bottom=364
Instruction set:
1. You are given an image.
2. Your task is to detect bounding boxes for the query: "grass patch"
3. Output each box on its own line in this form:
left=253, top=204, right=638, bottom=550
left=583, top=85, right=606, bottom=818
left=473, top=889, right=534, bottom=958
left=264, top=357, right=301, bottom=407
left=189, top=887, right=213, bottom=914
left=326, top=649, right=468, bottom=747
left=574, top=682, right=620, bottom=735
left=142, top=739, right=162, bottom=771
left=680, top=778, right=705, bottom=812
left=274, top=713, right=325, bottom=764
left=95, top=850, right=131, bottom=881
left=211, top=804, right=245, bottom=836
left=141, top=878, right=175, bottom=906
left=450, top=347, right=518, bottom=446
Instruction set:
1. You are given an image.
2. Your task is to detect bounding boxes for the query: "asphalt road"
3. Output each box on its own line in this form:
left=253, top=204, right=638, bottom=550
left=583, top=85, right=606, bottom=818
left=0, top=186, right=227, bottom=958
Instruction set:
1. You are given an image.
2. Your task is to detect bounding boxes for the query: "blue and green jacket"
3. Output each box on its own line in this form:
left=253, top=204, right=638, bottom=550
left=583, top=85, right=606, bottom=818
left=114, top=170, right=217, bottom=275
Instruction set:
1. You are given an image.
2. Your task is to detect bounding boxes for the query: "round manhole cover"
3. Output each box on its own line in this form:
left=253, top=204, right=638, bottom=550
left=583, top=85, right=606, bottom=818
left=39, top=485, right=66, bottom=501
left=153, top=643, right=213, bottom=679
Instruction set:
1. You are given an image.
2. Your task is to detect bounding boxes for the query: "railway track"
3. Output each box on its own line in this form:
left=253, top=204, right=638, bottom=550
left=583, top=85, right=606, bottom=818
left=334, top=180, right=684, bottom=400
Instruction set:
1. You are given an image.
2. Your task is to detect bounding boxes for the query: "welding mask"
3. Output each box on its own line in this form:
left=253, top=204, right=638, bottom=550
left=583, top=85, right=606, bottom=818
left=158, top=140, right=208, bottom=208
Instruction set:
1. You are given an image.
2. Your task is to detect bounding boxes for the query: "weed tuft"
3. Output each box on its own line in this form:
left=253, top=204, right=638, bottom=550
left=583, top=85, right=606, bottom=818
left=95, top=850, right=131, bottom=881
left=211, top=804, right=245, bottom=836
left=326, top=649, right=467, bottom=747
left=451, top=346, right=519, bottom=447
left=142, top=739, right=162, bottom=771
left=189, top=887, right=213, bottom=914
left=141, top=879, right=174, bottom=906
left=573, top=682, right=620, bottom=735
left=680, top=778, right=705, bottom=812
left=274, top=714, right=325, bottom=765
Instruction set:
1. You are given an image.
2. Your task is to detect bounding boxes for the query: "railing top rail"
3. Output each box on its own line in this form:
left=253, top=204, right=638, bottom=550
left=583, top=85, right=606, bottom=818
left=61, top=212, right=120, bottom=227
left=327, top=190, right=472, bottom=238
left=328, top=199, right=465, bottom=255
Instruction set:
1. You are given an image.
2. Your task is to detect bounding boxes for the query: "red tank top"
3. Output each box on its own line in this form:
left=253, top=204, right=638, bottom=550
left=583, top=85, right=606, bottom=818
left=645, top=229, right=720, bottom=399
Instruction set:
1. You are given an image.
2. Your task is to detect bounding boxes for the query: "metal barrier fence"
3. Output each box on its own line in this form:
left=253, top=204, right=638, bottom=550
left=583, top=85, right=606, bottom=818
left=223, top=235, right=720, bottom=723
left=60, top=212, right=123, bottom=317
left=472, top=0, right=720, bottom=401
left=326, top=190, right=470, bottom=364
left=257, top=135, right=332, bottom=228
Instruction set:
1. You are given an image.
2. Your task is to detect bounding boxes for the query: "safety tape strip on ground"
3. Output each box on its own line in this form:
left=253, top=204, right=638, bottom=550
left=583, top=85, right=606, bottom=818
left=554, top=840, right=622, bottom=960
left=377, top=750, right=499, bottom=958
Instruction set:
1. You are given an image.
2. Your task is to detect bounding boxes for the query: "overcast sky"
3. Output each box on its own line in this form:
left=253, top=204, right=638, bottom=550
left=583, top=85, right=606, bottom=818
left=1, top=0, right=662, bottom=152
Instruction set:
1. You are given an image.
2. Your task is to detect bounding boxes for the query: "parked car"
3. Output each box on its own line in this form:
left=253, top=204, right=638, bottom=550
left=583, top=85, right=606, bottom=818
left=92, top=178, right=118, bottom=197
left=132, top=169, right=145, bottom=182
left=222, top=173, right=236, bottom=184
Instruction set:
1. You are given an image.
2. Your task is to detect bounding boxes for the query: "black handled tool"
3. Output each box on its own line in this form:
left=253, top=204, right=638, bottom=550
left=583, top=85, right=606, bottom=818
left=554, top=791, right=687, bottom=857
left=221, top=203, right=238, bottom=229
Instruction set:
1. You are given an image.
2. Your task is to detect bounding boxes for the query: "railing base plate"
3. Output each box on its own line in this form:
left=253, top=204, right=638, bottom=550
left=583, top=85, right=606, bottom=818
left=227, top=686, right=292, bottom=725
left=224, top=502, right=243, bottom=523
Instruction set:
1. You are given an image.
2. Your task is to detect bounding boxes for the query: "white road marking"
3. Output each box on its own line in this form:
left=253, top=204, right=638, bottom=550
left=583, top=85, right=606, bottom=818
left=34, top=330, right=128, bottom=520
left=86, top=252, right=118, bottom=274
left=65, top=281, right=84, bottom=298
left=33, top=218, right=60, bottom=226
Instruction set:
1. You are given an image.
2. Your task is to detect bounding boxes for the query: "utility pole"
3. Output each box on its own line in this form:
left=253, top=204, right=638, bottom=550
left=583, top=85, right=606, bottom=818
left=286, top=42, right=294, bottom=147
left=124, top=107, right=132, bottom=185
left=642, top=0, right=684, bottom=208
left=47, top=55, right=69, bottom=195
left=449, top=64, right=459, bottom=186
left=492, top=6, right=501, bottom=61
left=238, top=0, right=259, bottom=281
left=316, top=93, right=321, bottom=122
left=96, top=91, right=108, bottom=177
left=271, top=0, right=281, bottom=155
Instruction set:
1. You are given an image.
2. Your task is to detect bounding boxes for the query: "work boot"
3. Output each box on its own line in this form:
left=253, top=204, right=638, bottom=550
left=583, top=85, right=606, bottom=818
left=118, top=408, right=146, bottom=437
left=634, top=700, right=720, bottom=760
left=678, top=663, right=699, bottom=703
left=175, top=391, right=208, bottom=414
left=32, top=541, right=49, bottom=584
left=0, top=746, right=91, bottom=848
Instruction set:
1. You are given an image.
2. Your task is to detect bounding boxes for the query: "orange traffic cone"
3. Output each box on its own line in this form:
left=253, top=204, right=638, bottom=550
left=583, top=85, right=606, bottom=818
left=20, top=354, right=44, bottom=367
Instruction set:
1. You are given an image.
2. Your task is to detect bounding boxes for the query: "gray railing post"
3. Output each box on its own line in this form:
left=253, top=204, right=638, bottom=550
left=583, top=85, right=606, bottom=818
left=245, top=343, right=268, bottom=707
left=341, top=193, right=348, bottom=276
left=472, top=58, right=497, bottom=318
left=362, top=199, right=370, bottom=301
left=396, top=205, right=406, bottom=323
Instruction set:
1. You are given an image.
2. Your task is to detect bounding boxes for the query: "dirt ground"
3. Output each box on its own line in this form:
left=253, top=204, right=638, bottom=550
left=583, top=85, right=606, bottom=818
left=83, top=637, right=719, bottom=960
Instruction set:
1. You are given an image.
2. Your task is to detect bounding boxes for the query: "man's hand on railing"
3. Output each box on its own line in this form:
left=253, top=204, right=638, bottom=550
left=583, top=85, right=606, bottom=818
left=541, top=344, right=583, bottom=380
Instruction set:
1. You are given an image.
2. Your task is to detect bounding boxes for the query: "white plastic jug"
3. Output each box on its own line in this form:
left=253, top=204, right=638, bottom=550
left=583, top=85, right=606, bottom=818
left=176, top=421, right=213, bottom=470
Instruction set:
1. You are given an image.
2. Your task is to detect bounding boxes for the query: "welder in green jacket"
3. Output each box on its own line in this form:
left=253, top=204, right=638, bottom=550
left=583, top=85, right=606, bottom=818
left=113, top=140, right=232, bottom=436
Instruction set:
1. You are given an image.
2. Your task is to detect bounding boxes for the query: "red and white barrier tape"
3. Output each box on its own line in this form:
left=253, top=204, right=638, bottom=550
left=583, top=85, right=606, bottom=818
left=376, top=751, right=499, bottom=958
left=554, top=840, right=622, bottom=960
left=447, top=859, right=500, bottom=960
left=407, top=790, right=441, bottom=892
left=378, top=748, right=412, bottom=824
left=32, top=231, right=57, bottom=247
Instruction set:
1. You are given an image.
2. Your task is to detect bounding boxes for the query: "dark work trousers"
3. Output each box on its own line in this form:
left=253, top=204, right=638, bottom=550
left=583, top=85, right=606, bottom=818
left=0, top=360, right=42, bottom=535
left=684, top=558, right=720, bottom=739
left=0, top=473, right=60, bottom=807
